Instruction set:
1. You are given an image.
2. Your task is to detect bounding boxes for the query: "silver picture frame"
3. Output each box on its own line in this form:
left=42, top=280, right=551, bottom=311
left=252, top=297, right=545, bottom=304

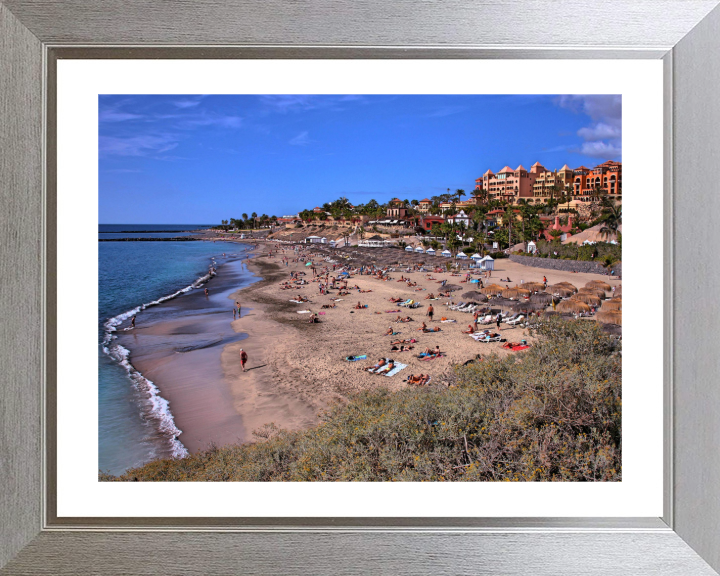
left=2, top=1, right=720, bottom=573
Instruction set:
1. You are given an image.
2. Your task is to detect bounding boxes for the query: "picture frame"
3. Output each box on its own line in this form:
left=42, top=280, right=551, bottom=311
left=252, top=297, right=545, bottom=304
left=2, top=0, right=719, bottom=573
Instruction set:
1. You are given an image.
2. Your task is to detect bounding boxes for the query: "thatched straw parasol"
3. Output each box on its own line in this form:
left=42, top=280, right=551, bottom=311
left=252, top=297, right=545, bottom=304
left=522, top=281, right=545, bottom=292
left=530, top=292, right=557, bottom=305
left=444, top=284, right=462, bottom=292
left=488, top=297, right=516, bottom=311
left=555, top=282, right=578, bottom=292
left=601, top=299, right=622, bottom=311
left=596, top=310, right=622, bottom=325
left=586, top=280, right=611, bottom=292
left=577, top=287, right=606, bottom=299
left=462, top=291, right=488, bottom=302
left=480, top=284, right=504, bottom=296
left=502, top=286, right=531, bottom=299
left=543, top=310, right=560, bottom=318
left=510, top=301, right=547, bottom=313
left=548, top=285, right=575, bottom=298
left=556, top=300, right=591, bottom=314
left=571, top=293, right=602, bottom=307
left=613, top=285, right=622, bottom=298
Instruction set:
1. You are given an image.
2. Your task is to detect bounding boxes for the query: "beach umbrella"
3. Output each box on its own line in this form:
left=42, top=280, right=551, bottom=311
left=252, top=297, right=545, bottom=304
left=488, top=296, right=516, bottom=310
left=577, top=287, right=606, bottom=299
left=555, top=281, right=578, bottom=292
left=571, top=293, right=602, bottom=307
left=601, top=299, right=622, bottom=311
left=556, top=300, right=591, bottom=314
left=596, top=310, right=622, bottom=325
left=510, top=301, right=546, bottom=313
left=502, top=286, right=531, bottom=299
left=480, top=284, right=504, bottom=296
left=444, top=284, right=462, bottom=292
left=586, top=280, right=611, bottom=292
left=600, top=323, right=622, bottom=336
left=548, top=285, right=575, bottom=298
left=530, top=292, right=557, bottom=305
left=612, top=285, right=622, bottom=298
left=462, top=291, right=488, bottom=302
left=522, top=281, right=545, bottom=292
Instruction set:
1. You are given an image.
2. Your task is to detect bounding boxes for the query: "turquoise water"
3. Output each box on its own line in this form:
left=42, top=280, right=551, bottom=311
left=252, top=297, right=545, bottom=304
left=98, top=228, right=249, bottom=475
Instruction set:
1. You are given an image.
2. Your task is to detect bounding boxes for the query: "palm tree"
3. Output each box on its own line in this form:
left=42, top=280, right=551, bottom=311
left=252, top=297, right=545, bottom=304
left=251, top=212, right=258, bottom=229
left=242, top=213, right=248, bottom=222
left=599, top=203, right=622, bottom=241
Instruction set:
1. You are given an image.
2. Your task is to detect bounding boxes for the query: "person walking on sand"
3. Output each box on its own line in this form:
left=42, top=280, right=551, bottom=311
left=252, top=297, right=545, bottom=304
left=233, top=307, right=236, bottom=320
left=496, top=312, right=502, bottom=330
left=236, top=302, right=241, bottom=317
left=204, top=288, right=209, bottom=297
left=131, top=315, right=136, bottom=329
left=426, top=304, right=434, bottom=322
left=240, top=348, right=248, bottom=372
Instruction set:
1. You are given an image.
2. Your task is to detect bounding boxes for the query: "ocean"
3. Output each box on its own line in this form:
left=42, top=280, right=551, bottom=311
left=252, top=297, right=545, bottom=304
left=98, top=224, right=253, bottom=475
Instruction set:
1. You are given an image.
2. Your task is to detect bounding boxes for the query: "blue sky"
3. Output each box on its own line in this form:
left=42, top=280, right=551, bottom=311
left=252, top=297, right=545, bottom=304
left=99, top=94, right=621, bottom=224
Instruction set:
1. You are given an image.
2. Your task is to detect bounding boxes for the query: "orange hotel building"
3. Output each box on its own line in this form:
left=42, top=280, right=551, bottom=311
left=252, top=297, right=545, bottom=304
left=475, top=160, right=622, bottom=205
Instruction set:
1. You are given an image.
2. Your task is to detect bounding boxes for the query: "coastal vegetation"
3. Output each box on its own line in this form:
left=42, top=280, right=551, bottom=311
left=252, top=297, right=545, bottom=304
left=101, top=317, right=621, bottom=482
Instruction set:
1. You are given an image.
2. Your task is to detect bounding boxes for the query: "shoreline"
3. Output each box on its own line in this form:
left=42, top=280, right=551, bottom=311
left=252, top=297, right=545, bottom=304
left=109, top=238, right=620, bottom=470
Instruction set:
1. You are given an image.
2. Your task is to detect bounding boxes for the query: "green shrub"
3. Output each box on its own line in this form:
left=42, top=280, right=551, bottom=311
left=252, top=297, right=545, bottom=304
left=101, top=318, right=621, bottom=483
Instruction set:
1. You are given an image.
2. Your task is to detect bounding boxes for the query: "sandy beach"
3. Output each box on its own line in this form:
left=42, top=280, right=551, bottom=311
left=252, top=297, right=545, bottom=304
left=117, top=238, right=620, bottom=455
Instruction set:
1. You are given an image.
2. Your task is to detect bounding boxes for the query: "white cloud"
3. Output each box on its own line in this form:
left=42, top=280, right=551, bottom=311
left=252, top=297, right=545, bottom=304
left=554, top=95, right=622, bottom=160
left=288, top=131, right=311, bottom=146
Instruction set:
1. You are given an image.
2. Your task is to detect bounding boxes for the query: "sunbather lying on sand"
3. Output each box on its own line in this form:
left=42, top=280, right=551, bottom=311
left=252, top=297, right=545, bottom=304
left=363, top=358, right=387, bottom=372
left=407, top=373, right=430, bottom=386
left=394, top=316, right=413, bottom=323
left=321, top=304, right=336, bottom=309
left=390, top=345, right=414, bottom=352
left=424, top=293, right=435, bottom=300
left=423, top=326, right=441, bottom=333
left=374, top=360, right=395, bottom=375
left=389, top=297, right=405, bottom=303
left=390, top=338, right=417, bottom=345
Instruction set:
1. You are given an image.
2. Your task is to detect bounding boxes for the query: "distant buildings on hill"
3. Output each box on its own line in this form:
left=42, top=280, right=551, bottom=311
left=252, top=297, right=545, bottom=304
left=476, top=160, right=622, bottom=206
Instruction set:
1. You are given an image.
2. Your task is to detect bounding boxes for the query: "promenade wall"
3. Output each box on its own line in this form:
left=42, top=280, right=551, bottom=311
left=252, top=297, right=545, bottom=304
left=509, top=254, right=621, bottom=276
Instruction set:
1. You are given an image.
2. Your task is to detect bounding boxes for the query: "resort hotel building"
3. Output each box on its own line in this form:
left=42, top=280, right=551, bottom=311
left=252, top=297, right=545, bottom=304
left=475, top=160, right=622, bottom=206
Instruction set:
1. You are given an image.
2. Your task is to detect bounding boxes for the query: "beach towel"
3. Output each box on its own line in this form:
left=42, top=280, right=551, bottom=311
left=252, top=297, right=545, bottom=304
left=384, top=363, right=408, bottom=377
left=319, top=311, right=326, bottom=315
left=345, top=354, right=367, bottom=361
left=297, top=310, right=312, bottom=314
left=440, top=319, right=456, bottom=323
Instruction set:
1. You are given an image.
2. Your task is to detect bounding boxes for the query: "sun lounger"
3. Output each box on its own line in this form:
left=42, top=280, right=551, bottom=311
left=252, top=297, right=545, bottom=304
left=297, top=310, right=312, bottom=314
left=506, top=315, right=525, bottom=326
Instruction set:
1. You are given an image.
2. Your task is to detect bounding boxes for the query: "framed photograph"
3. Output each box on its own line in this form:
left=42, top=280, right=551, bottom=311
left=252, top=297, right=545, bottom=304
left=2, top=1, right=720, bottom=574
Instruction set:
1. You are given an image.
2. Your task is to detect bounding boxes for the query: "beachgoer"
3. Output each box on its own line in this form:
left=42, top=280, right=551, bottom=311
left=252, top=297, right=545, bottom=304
left=240, top=348, right=248, bottom=372
left=496, top=313, right=502, bottom=330
left=204, top=288, right=209, bottom=297
left=233, top=308, right=236, bottom=320
left=131, top=316, right=136, bottom=329
left=427, top=305, right=434, bottom=321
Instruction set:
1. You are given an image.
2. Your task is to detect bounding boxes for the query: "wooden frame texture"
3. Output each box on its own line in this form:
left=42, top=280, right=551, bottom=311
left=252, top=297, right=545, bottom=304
left=1, top=1, right=720, bottom=574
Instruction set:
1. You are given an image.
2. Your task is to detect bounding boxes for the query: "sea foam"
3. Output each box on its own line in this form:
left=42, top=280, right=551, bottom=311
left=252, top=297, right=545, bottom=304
left=101, top=268, right=217, bottom=459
